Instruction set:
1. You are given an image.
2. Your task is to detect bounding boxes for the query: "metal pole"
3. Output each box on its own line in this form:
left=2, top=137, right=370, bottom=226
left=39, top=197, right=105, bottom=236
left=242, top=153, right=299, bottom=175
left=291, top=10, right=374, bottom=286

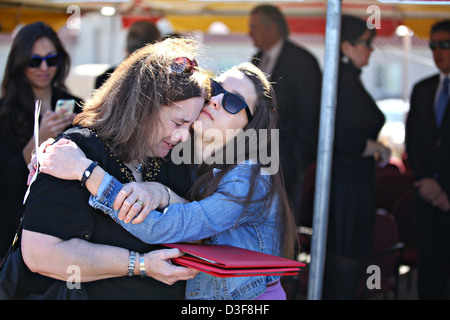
left=307, top=0, right=342, bottom=300
left=402, top=31, right=411, bottom=103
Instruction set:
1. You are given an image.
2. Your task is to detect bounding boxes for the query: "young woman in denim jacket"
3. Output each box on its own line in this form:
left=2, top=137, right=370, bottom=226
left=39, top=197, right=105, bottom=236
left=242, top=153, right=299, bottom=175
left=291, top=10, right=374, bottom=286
left=37, top=63, right=298, bottom=300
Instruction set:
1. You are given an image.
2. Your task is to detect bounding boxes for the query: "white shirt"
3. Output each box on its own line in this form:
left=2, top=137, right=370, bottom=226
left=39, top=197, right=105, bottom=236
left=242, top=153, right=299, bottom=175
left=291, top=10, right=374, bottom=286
left=259, top=39, right=284, bottom=75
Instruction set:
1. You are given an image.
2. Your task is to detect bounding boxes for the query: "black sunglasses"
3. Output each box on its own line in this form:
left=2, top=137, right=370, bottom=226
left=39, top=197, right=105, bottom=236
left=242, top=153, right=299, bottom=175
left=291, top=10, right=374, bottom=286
left=429, top=40, right=450, bottom=50
left=27, top=53, right=60, bottom=68
left=349, top=38, right=373, bottom=49
left=210, top=78, right=253, bottom=122
left=170, top=57, right=198, bottom=75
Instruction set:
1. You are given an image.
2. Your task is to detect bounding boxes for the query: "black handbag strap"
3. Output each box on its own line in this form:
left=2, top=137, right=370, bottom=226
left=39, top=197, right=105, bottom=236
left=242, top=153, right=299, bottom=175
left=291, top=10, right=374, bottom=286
left=0, top=218, right=24, bottom=270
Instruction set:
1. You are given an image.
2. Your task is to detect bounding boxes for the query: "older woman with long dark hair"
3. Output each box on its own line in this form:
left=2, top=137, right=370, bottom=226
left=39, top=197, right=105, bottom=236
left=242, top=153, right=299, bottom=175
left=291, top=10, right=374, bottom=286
left=0, top=22, right=82, bottom=259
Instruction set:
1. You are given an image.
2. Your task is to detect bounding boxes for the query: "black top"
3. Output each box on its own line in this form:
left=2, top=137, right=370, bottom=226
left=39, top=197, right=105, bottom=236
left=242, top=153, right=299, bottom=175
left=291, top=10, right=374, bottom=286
left=0, top=91, right=82, bottom=258
left=326, top=62, right=386, bottom=259
left=95, top=66, right=116, bottom=90
left=22, top=126, right=192, bottom=299
left=332, top=62, right=385, bottom=183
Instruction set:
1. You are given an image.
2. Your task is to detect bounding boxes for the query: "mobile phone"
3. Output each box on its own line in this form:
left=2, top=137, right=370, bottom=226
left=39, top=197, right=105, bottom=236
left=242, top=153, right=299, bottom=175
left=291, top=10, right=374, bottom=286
left=55, top=99, right=75, bottom=116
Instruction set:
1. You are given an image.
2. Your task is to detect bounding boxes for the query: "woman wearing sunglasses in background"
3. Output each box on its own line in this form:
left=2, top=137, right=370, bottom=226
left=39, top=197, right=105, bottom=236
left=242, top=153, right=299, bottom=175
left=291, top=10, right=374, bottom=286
left=321, top=15, right=391, bottom=300
left=32, top=62, right=297, bottom=300
left=0, top=22, right=82, bottom=260
left=19, top=38, right=208, bottom=300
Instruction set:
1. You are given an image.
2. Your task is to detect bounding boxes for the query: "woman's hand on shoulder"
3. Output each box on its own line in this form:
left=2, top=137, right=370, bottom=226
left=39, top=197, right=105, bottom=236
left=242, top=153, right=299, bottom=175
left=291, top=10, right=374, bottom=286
left=39, top=138, right=91, bottom=181
left=26, top=141, right=47, bottom=186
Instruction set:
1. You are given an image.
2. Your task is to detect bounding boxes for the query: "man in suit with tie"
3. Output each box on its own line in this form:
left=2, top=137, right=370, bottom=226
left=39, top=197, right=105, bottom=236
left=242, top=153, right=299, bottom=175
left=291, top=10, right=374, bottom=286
left=405, top=19, right=450, bottom=299
left=249, top=5, right=322, bottom=219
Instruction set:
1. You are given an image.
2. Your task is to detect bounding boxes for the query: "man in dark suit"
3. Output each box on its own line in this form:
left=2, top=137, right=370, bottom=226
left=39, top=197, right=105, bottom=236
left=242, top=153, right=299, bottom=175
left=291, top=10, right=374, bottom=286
left=249, top=4, right=322, bottom=219
left=405, top=19, right=450, bottom=300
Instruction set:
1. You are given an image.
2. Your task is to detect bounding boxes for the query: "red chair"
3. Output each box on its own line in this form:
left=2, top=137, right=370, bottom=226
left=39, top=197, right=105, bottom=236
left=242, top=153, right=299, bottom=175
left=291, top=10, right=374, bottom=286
left=297, top=163, right=317, bottom=254
left=358, top=211, right=405, bottom=300
left=376, top=163, right=401, bottom=179
left=376, top=174, right=414, bottom=214
left=297, top=163, right=316, bottom=228
left=283, top=163, right=316, bottom=299
left=391, top=190, right=418, bottom=289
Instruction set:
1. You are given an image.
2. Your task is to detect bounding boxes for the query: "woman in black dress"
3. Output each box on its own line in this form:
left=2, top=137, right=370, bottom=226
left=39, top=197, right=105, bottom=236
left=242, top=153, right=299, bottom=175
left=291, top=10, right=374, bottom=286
left=322, top=15, right=391, bottom=299
left=0, top=22, right=82, bottom=259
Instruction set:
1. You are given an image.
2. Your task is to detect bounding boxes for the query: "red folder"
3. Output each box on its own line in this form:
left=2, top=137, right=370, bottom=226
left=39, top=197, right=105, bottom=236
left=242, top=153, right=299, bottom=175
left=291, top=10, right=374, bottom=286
left=163, top=243, right=305, bottom=278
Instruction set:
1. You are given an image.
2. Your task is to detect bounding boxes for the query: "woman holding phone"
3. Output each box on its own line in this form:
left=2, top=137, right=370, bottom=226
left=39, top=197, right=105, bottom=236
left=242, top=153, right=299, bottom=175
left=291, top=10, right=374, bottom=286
left=0, top=22, right=82, bottom=259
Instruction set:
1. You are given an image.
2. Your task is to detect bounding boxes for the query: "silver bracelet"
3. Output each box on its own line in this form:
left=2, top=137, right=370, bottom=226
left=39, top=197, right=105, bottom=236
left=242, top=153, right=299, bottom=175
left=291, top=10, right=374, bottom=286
left=127, top=251, right=136, bottom=277
left=139, top=253, right=147, bottom=277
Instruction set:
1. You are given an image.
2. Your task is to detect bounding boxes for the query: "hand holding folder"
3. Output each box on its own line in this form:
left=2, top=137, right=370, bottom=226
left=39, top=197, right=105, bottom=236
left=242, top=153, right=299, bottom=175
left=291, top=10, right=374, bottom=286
left=163, top=243, right=305, bottom=278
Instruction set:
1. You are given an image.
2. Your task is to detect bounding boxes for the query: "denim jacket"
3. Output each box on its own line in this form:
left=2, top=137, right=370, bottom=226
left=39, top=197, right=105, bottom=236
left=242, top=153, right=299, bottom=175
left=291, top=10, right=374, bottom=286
left=89, top=162, right=282, bottom=300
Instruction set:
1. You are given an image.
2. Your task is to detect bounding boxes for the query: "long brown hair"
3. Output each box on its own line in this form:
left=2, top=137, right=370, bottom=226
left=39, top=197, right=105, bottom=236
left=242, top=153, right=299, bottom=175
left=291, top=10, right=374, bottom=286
left=75, top=37, right=208, bottom=165
left=187, top=62, right=297, bottom=259
left=0, top=22, right=71, bottom=150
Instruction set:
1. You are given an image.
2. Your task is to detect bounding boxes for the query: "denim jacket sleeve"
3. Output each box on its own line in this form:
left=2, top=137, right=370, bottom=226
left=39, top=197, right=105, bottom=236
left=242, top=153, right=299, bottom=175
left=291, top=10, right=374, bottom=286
left=90, top=164, right=269, bottom=244
left=88, top=172, right=123, bottom=213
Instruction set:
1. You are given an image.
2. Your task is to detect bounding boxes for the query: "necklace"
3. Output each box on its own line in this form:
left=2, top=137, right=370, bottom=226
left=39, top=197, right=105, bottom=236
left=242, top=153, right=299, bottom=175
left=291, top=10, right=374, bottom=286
left=88, top=128, right=161, bottom=182
left=135, top=163, right=143, bottom=173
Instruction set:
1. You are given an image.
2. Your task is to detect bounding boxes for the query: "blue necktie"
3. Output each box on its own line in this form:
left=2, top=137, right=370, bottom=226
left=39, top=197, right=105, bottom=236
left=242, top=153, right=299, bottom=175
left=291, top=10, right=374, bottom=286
left=436, top=77, right=449, bottom=128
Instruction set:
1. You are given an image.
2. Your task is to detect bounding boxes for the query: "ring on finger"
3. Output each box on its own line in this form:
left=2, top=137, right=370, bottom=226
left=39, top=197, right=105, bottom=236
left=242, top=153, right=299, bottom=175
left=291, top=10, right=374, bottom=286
left=135, top=199, right=144, bottom=207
